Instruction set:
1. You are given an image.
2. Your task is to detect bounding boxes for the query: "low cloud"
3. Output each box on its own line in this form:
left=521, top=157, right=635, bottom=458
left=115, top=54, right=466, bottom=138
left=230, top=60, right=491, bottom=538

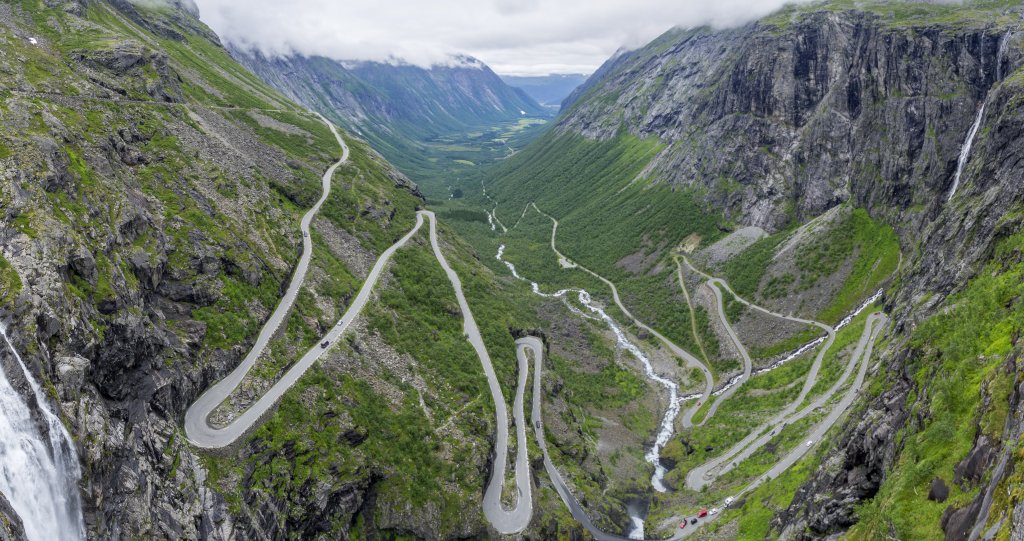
left=193, top=0, right=813, bottom=76
left=131, top=0, right=200, bottom=16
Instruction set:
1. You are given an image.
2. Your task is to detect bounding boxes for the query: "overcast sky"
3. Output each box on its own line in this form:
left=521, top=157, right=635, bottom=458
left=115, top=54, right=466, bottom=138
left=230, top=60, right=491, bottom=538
left=192, top=0, right=809, bottom=76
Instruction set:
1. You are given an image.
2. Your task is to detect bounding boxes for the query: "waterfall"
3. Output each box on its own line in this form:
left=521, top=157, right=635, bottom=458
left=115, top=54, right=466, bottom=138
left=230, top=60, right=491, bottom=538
left=946, top=102, right=986, bottom=201
left=997, top=30, right=1013, bottom=82
left=947, top=30, right=1014, bottom=202
left=627, top=515, right=645, bottom=540
left=0, top=324, right=85, bottom=541
left=496, top=245, right=681, bottom=537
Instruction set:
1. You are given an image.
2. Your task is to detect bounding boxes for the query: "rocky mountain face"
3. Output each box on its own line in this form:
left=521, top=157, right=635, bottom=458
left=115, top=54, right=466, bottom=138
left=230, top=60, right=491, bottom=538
left=0, top=492, right=25, bottom=541
left=230, top=49, right=550, bottom=170
left=0, top=0, right=476, bottom=538
left=562, top=6, right=1019, bottom=231
left=494, top=1, right=1024, bottom=538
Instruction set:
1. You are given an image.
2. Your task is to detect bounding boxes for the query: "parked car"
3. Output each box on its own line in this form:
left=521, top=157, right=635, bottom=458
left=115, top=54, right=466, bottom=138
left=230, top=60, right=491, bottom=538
left=698, top=508, right=708, bottom=518
left=320, top=340, right=330, bottom=349
left=690, top=518, right=697, bottom=525
left=710, top=508, right=719, bottom=515
left=678, top=522, right=686, bottom=529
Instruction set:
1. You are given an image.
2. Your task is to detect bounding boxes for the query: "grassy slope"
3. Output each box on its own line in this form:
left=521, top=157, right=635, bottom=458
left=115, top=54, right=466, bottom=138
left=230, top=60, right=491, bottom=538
left=0, top=254, right=21, bottom=306
left=762, top=0, right=1020, bottom=30
left=848, top=230, right=1024, bottom=540
left=3, top=0, right=550, bottom=535
left=721, top=206, right=900, bottom=324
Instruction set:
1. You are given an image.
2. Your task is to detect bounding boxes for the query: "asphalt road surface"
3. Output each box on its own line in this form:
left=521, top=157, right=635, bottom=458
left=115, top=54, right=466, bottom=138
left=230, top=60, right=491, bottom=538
left=184, top=115, right=368, bottom=448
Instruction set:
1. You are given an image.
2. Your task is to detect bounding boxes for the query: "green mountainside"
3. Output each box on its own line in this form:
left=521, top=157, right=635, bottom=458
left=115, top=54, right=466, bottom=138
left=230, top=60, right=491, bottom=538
left=432, top=0, right=1024, bottom=538
left=3, top=0, right=1024, bottom=540
left=0, top=1, right=565, bottom=538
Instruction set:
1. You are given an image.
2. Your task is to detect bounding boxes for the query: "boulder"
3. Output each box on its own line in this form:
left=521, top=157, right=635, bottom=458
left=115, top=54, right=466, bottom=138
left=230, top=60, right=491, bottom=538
left=929, top=477, right=950, bottom=503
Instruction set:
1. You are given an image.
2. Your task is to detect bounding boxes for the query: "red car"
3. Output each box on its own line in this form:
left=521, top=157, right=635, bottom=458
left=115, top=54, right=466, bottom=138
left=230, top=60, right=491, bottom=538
left=698, top=508, right=709, bottom=518
left=678, top=522, right=686, bottom=529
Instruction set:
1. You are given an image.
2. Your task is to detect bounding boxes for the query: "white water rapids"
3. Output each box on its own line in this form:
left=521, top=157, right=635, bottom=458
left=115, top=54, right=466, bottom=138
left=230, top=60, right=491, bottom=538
left=747, top=289, right=883, bottom=378
left=0, top=324, right=85, bottom=541
left=496, top=245, right=679, bottom=539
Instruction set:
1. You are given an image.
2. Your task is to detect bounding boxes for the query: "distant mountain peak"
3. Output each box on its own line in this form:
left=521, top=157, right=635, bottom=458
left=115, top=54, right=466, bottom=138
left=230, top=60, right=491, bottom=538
left=230, top=46, right=550, bottom=175
left=441, top=54, right=487, bottom=69
left=339, top=53, right=488, bottom=71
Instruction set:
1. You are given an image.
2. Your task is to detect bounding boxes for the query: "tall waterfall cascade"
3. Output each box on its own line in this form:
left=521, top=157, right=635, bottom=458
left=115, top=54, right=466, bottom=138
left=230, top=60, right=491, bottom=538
left=0, top=324, right=85, bottom=541
left=947, top=30, right=1014, bottom=201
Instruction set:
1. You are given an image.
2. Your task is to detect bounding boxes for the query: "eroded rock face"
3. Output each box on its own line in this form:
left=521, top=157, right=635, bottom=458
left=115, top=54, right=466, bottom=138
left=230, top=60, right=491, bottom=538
left=554, top=6, right=1024, bottom=538
left=77, top=40, right=147, bottom=73
left=772, top=365, right=912, bottom=538
left=0, top=491, right=26, bottom=541
left=0, top=0, right=418, bottom=538
left=558, top=10, right=1021, bottom=235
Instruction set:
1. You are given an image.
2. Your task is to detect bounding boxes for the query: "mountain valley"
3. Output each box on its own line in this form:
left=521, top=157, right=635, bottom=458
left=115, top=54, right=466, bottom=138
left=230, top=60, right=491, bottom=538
left=2, top=0, right=1024, bottom=540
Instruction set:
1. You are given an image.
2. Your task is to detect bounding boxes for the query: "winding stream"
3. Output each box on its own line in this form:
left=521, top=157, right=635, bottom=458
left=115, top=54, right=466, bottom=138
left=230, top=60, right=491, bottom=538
left=496, top=244, right=685, bottom=537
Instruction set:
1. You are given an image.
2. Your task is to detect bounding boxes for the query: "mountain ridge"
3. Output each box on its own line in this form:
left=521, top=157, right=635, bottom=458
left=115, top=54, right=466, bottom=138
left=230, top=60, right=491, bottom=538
left=500, top=73, right=590, bottom=109
left=229, top=47, right=551, bottom=178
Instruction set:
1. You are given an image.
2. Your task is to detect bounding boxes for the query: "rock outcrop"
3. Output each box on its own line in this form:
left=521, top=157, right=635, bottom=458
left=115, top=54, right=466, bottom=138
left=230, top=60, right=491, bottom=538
left=0, top=0, right=421, bottom=539
left=0, top=492, right=26, bottom=541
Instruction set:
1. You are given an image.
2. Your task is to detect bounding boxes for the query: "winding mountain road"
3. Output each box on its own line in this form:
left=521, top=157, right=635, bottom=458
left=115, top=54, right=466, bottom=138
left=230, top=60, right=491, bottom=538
left=425, top=212, right=532, bottom=533
left=182, top=113, right=888, bottom=540
left=185, top=114, right=363, bottom=447
left=678, top=258, right=852, bottom=490
left=694, top=280, right=753, bottom=424
left=529, top=204, right=714, bottom=427
left=674, top=312, right=886, bottom=538
left=500, top=203, right=888, bottom=538
left=521, top=309, right=883, bottom=539
left=184, top=114, right=532, bottom=532
left=673, top=256, right=711, bottom=365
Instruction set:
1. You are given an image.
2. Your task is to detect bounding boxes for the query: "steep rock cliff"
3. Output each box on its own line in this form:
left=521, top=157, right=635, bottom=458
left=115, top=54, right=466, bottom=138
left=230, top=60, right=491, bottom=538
left=485, top=1, right=1024, bottom=538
